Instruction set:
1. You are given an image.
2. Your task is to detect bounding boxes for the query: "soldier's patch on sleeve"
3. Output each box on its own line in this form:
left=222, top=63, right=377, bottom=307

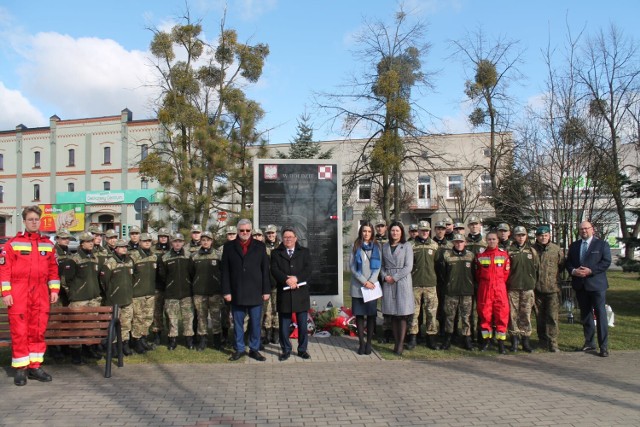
left=0, top=256, right=4, bottom=265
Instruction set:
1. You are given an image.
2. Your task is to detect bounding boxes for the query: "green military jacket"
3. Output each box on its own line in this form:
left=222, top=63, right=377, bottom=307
left=64, top=247, right=102, bottom=302
left=439, top=248, right=476, bottom=296
left=265, top=239, right=280, bottom=257
left=92, top=244, right=111, bottom=269
left=465, top=234, right=487, bottom=256
left=130, top=247, right=158, bottom=298
left=185, top=240, right=201, bottom=256
left=100, top=254, right=134, bottom=306
left=411, top=237, right=439, bottom=288
left=158, top=248, right=194, bottom=300
left=507, top=243, right=539, bottom=291
left=375, top=234, right=389, bottom=246
left=533, top=241, right=564, bottom=293
left=498, top=239, right=512, bottom=251
left=55, top=243, right=72, bottom=299
left=191, top=246, right=222, bottom=296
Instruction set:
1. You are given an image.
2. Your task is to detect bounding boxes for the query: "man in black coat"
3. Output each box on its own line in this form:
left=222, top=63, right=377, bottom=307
left=565, top=221, right=612, bottom=357
left=270, top=227, right=312, bottom=361
left=221, top=219, right=271, bottom=361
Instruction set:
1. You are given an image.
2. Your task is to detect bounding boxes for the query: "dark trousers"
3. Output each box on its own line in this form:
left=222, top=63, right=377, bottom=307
left=231, top=304, right=262, bottom=353
left=279, top=311, right=308, bottom=354
left=575, top=289, right=608, bottom=349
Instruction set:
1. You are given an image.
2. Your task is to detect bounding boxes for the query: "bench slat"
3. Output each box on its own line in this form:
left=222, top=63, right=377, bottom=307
left=48, top=314, right=113, bottom=322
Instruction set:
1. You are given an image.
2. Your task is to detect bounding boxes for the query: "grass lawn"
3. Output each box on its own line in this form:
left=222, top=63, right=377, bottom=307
left=1, top=271, right=638, bottom=365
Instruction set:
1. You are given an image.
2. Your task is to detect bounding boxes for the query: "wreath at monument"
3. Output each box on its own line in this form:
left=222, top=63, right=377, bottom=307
left=310, top=306, right=357, bottom=336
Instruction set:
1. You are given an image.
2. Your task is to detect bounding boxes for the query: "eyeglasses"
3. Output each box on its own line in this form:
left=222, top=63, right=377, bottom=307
left=238, top=229, right=252, bottom=233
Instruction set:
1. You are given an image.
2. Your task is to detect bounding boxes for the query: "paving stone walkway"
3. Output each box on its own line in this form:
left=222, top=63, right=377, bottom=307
left=1, top=336, right=638, bottom=426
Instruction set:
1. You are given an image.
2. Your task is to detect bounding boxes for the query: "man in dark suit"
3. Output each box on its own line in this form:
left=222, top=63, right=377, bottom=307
left=565, top=221, right=611, bottom=357
left=221, top=219, right=271, bottom=361
left=270, top=227, right=313, bottom=361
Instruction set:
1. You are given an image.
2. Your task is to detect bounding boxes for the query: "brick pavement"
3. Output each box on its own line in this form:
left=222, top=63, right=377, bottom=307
left=0, top=336, right=639, bottom=426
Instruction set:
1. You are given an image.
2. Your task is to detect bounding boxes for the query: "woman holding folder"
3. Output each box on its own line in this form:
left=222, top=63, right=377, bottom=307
left=349, top=222, right=382, bottom=355
left=271, top=227, right=313, bottom=361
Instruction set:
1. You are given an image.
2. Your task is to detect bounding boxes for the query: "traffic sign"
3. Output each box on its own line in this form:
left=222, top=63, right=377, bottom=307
left=134, top=197, right=149, bottom=213
left=217, top=211, right=228, bottom=221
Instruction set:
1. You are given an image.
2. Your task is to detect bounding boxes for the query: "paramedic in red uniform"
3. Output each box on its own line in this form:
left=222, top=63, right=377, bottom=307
left=1, top=206, right=60, bottom=386
left=475, top=231, right=510, bottom=354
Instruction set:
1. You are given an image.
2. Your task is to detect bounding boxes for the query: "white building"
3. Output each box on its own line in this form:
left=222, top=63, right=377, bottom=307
left=0, top=109, right=164, bottom=237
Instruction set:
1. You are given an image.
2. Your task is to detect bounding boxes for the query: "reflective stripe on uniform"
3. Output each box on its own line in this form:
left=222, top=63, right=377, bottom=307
left=29, top=352, right=45, bottom=363
left=12, top=356, right=30, bottom=368
left=48, top=280, right=61, bottom=290
left=481, top=330, right=493, bottom=339
left=38, top=244, right=53, bottom=252
left=495, top=331, right=507, bottom=341
left=1, top=282, right=11, bottom=292
left=10, top=242, right=32, bottom=251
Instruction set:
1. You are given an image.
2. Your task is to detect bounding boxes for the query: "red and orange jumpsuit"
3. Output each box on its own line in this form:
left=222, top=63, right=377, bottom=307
left=0, top=232, right=60, bottom=369
left=475, top=246, right=510, bottom=341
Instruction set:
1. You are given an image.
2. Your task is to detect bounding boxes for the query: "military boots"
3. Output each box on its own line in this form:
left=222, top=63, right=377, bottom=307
left=212, top=334, right=223, bottom=350
left=131, top=338, right=147, bottom=354
left=463, top=336, right=474, bottom=351
left=441, top=333, right=452, bottom=350
left=521, top=336, right=533, bottom=353
left=405, top=334, right=417, bottom=350
left=167, top=337, right=177, bottom=351
left=197, top=336, right=207, bottom=351
left=427, top=335, right=440, bottom=350
left=510, top=336, right=519, bottom=352
left=186, top=336, right=195, bottom=350
left=122, top=340, right=133, bottom=356
left=497, top=340, right=507, bottom=355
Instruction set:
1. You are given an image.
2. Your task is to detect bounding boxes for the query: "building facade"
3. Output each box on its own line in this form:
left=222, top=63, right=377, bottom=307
left=0, top=109, right=164, bottom=237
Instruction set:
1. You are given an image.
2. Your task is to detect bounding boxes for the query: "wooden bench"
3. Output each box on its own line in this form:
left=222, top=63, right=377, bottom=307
left=0, top=305, right=124, bottom=378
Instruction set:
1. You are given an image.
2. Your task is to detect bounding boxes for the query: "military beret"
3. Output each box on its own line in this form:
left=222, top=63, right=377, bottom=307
left=536, top=225, right=550, bottom=235
left=452, top=233, right=466, bottom=242
left=418, top=221, right=431, bottom=231
left=115, top=239, right=128, bottom=248
left=226, top=225, right=237, bottom=234
left=77, top=231, right=94, bottom=242
left=513, top=226, right=527, bottom=235
left=129, top=225, right=141, bottom=234
left=140, top=232, right=153, bottom=241
left=105, top=229, right=118, bottom=238
left=497, top=223, right=510, bottom=231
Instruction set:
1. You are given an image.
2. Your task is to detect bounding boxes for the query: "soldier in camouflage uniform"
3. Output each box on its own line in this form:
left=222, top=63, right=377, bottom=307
left=158, top=233, right=195, bottom=351
left=127, top=225, right=141, bottom=250
left=104, top=229, right=118, bottom=255
left=433, top=221, right=453, bottom=337
left=407, top=224, right=418, bottom=242
left=53, top=229, right=74, bottom=307
left=438, top=234, right=475, bottom=351
left=150, top=227, right=171, bottom=345
left=252, top=229, right=264, bottom=242
left=185, top=224, right=202, bottom=256
left=89, top=226, right=110, bottom=268
left=62, top=231, right=103, bottom=364
left=408, top=221, right=440, bottom=350
left=191, top=231, right=223, bottom=350
left=100, top=239, right=134, bottom=356
left=129, top=233, right=158, bottom=354
left=443, top=217, right=454, bottom=241
left=262, top=224, right=280, bottom=345
left=532, top=225, right=564, bottom=352
left=497, top=223, right=512, bottom=251
left=507, top=226, right=539, bottom=353
left=465, top=216, right=487, bottom=341
left=374, top=219, right=392, bottom=344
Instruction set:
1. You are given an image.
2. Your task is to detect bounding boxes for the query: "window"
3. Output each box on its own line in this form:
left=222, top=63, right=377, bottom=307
left=479, top=173, right=492, bottom=197
left=141, top=144, right=148, bottom=160
left=68, top=149, right=75, bottom=166
left=103, top=181, right=111, bottom=191
left=0, top=154, right=3, bottom=170
left=33, top=184, right=40, bottom=201
left=34, top=151, right=41, bottom=168
left=141, top=178, right=149, bottom=190
left=103, top=147, right=111, bottom=164
left=357, top=179, right=372, bottom=201
left=68, top=183, right=75, bottom=192
left=483, top=148, right=491, bottom=157
left=0, top=185, right=3, bottom=203
left=417, top=176, right=432, bottom=208
left=447, top=175, right=463, bottom=199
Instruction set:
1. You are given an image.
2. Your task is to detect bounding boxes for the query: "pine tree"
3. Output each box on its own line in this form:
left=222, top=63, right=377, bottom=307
left=277, top=113, right=333, bottom=159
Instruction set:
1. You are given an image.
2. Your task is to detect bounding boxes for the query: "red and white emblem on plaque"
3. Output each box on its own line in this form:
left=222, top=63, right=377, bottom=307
left=318, top=165, right=332, bottom=180
left=264, top=165, right=278, bottom=180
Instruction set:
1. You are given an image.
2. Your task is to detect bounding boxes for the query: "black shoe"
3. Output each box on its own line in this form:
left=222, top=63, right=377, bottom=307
left=480, top=338, right=491, bottom=352
left=464, top=336, right=475, bottom=351
left=497, top=340, right=507, bottom=355
left=405, top=334, right=417, bottom=350
left=197, top=336, right=207, bottom=351
left=427, top=335, right=440, bottom=350
left=71, top=348, right=85, bottom=365
left=510, top=336, right=519, bottom=352
left=140, top=336, right=155, bottom=351
left=167, top=337, right=177, bottom=351
left=212, top=334, right=223, bottom=351
left=600, top=347, right=609, bottom=357
left=441, top=334, right=452, bottom=350
left=152, top=333, right=162, bottom=346
left=357, top=342, right=365, bottom=355
left=28, top=367, right=52, bottom=382
left=577, top=344, right=597, bottom=352
left=14, top=369, right=27, bottom=386
left=229, top=351, right=245, bottom=361
left=122, top=340, right=133, bottom=356
left=89, top=344, right=104, bottom=360
left=248, top=350, right=266, bottom=361
left=297, top=351, right=311, bottom=360
left=185, top=336, right=195, bottom=350
left=279, top=352, right=291, bottom=361
left=132, top=338, right=147, bottom=355
left=521, top=337, right=533, bottom=353
left=49, top=345, right=65, bottom=361
left=364, top=342, right=372, bottom=355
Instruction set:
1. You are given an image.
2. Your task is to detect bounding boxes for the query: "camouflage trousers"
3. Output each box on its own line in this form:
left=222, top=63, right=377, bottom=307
left=262, top=288, right=279, bottom=332
left=131, top=295, right=155, bottom=339
left=508, top=289, right=534, bottom=337
left=68, top=297, right=103, bottom=348
left=193, top=295, right=224, bottom=335
left=119, top=303, right=134, bottom=341
left=152, top=290, right=165, bottom=333
left=410, top=287, right=439, bottom=335
left=534, top=291, right=559, bottom=346
left=164, top=297, right=195, bottom=338
left=444, top=295, right=473, bottom=336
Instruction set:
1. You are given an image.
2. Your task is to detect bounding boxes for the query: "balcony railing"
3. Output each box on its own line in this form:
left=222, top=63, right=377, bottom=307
left=410, top=198, right=438, bottom=210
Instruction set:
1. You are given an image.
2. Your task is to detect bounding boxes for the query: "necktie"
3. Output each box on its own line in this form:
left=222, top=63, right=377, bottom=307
left=287, top=249, right=293, bottom=258
left=580, top=240, right=588, bottom=263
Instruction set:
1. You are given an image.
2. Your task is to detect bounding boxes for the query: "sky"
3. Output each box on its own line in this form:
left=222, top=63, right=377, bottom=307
left=0, top=0, right=638, bottom=145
